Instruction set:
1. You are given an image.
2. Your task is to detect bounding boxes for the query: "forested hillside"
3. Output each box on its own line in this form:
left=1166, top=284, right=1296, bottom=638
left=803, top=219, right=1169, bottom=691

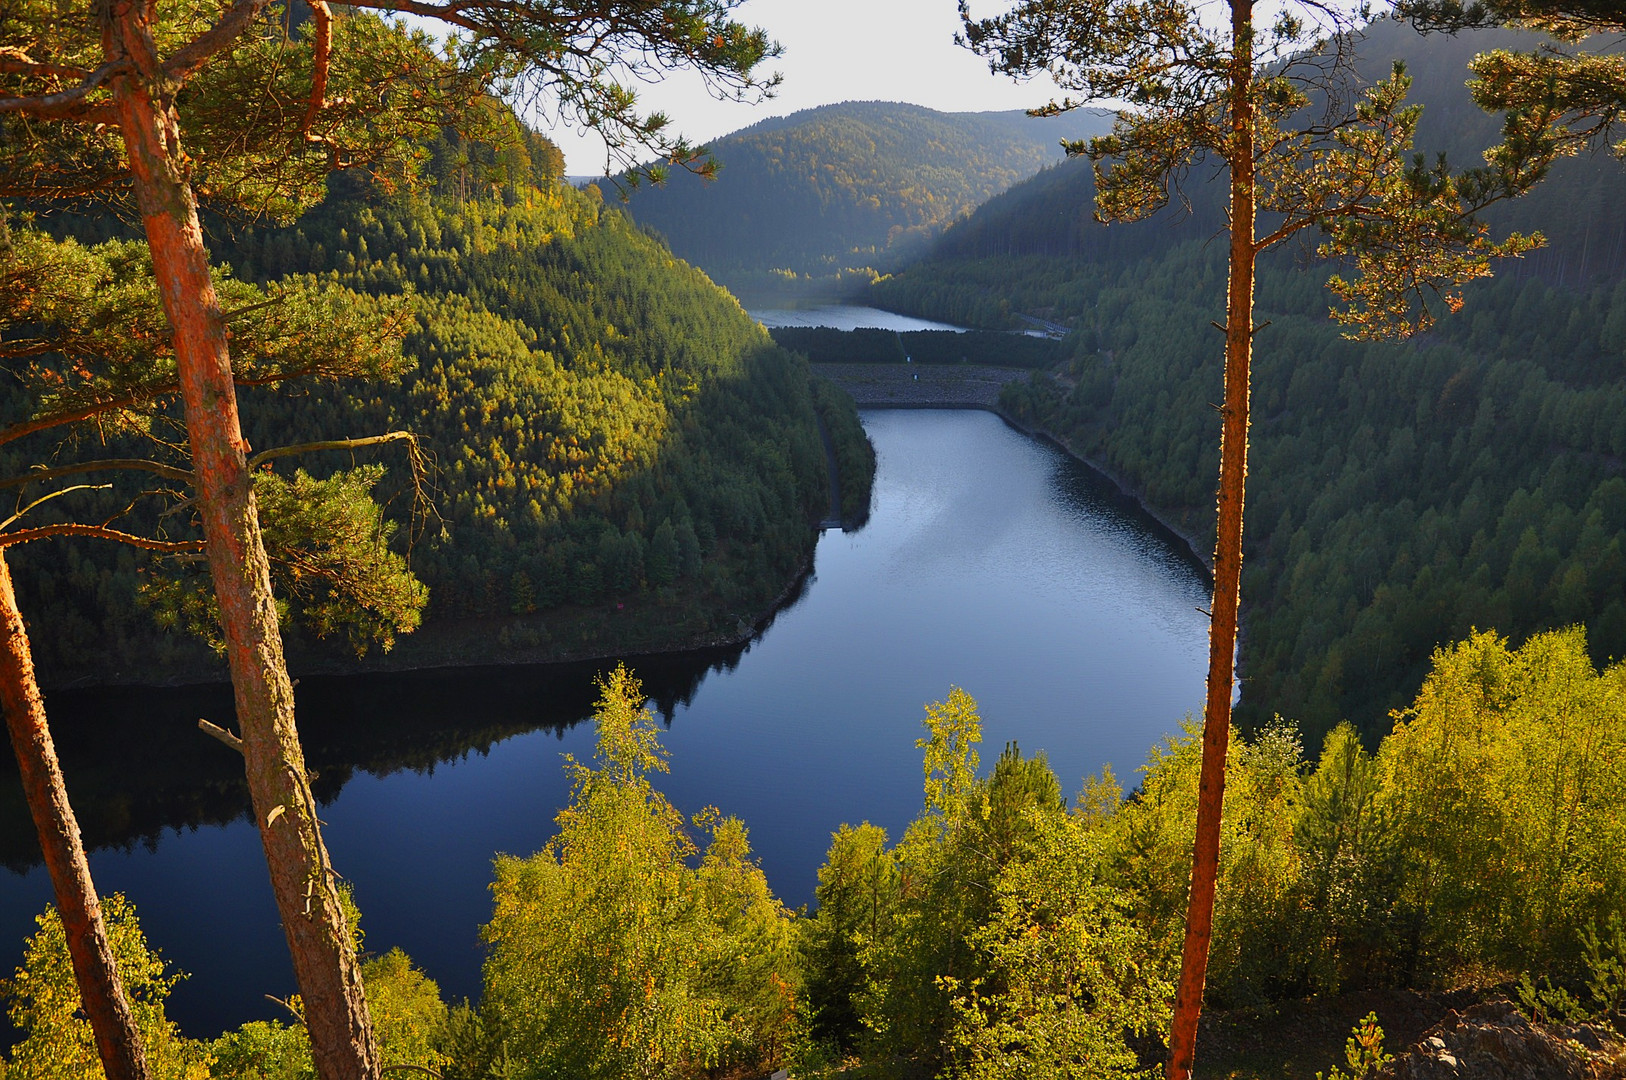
left=14, top=129, right=874, bottom=685
left=616, top=101, right=1114, bottom=294
left=872, top=20, right=1626, bottom=743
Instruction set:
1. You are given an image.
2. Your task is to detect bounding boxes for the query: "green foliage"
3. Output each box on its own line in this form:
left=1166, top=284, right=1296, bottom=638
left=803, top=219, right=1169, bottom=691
left=208, top=1022, right=314, bottom=1080
left=943, top=817, right=1172, bottom=1080
left=962, top=0, right=1542, bottom=338
left=15, top=148, right=868, bottom=682
left=1378, top=629, right=1626, bottom=977
left=1523, top=913, right=1626, bottom=1023
left=919, top=687, right=983, bottom=820
left=875, top=22, right=1626, bottom=741
left=0, top=896, right=210, bottom=1080
left=478, top=665, right=799, bottom=1080
left=1074, top=628, right=1626, bottom=1006
left=802, top=823, right=899, bottom=1051
left=1581, top=915, right=1626, bottom=1018
left=619, top=101, right=1115, bottom=288
left=218, top=174, right=836, bottom=629
left=362, top=948, right=449, bottom=1073
left=1, top=0, right=776, bottom=210
left=805, top=691, right=1171, bottom=1077
left=139, top=466, right=427, bottom=656
left=1314, top=1012, right=1392, bottom=1080
left=0, top=220, right=431, bottom=676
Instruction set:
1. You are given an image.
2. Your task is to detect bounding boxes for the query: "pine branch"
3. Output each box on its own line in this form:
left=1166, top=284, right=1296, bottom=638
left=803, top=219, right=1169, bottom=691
left=161, top=0, right=278, bottom=83
left=0, top=60, right=128, bottom=120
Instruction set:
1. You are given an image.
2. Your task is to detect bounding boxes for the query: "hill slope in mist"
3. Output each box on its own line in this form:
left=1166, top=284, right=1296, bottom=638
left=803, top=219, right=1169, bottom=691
left=616, top=100, right=1114, bottom=294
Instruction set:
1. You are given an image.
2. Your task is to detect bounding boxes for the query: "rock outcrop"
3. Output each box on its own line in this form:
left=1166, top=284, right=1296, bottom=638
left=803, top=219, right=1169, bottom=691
left=1377, top=1000, right=1625, bottom=1080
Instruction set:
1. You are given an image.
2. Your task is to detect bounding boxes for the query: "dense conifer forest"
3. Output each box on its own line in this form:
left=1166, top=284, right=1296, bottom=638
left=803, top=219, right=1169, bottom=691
left=616, top=101, right=1114, bottom=294
left=10, top=128, right=874, bottom=685
left=873, top=20, right=1626, bottom=745
left=5, top=1, right=1626, bottom=1077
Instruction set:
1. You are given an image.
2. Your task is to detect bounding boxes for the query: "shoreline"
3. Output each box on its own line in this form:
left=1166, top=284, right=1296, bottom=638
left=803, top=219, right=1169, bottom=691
left=990, top=406, right=1214, bottom=578
left=813, top=361, right=1213, bottom=577
left=48, top=379, right=1210, bottom=692
left=44, top=549, right=817, bottom=693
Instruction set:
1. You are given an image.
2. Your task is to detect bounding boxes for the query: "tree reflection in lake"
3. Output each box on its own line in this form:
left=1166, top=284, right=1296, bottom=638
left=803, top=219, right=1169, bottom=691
left=3, top=410, right=1210, bottom=1042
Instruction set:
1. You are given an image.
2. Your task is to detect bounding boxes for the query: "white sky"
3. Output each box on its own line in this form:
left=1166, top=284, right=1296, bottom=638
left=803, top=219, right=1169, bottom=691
left=540, top=0, right=1066, bottom=176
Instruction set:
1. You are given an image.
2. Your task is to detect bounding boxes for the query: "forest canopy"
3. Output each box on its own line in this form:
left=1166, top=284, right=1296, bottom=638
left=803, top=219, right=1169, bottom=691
left=12, top=125, right=873, bottom=685
left=617, top=101, right=1115, bottom=294
left=873, top=19, right=1626, bottom=744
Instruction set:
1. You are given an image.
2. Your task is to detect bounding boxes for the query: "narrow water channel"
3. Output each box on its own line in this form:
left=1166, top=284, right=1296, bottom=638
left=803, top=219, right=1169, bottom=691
left=1, top=409, right=1210, bottom=1039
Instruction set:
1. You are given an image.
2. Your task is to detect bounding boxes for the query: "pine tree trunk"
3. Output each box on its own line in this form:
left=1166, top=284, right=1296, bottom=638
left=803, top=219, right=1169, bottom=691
left=1166, top=0, right=1256, bottom=1075
left=100, top=4, right=380, bottom=1078
left=0, top=550, right=151, bottom=1080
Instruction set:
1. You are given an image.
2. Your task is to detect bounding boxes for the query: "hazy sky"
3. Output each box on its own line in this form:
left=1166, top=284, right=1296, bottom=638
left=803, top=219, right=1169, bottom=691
left=543, top=0, right=1066, bottom=175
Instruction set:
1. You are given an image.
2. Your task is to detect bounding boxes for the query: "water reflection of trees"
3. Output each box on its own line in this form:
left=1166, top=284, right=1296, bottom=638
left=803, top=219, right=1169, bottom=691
left=0, top=642, right=752, bottom=872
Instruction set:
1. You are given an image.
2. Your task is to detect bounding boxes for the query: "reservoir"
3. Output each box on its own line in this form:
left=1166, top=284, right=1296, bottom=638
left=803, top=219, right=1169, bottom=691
left=1, top=408, right=1210, bottom=1039
left=748, top=304, right=967, bottom=332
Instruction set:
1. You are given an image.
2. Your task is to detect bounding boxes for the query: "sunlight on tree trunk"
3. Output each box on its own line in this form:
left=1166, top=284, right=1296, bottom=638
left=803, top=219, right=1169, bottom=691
left=1167, top=3, right=1259, bottom=1072
left=958, top=0, right=1555, bottom=1071
left=0, top=550, right=150, bottom=1080
left=103, top=9, right=378, bottom=1076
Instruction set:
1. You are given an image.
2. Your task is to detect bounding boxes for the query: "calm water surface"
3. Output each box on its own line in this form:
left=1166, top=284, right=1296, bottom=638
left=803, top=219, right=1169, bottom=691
left=1, top=409, right=1209, bottom=1039
left=748, top=304, right=967, bottom=332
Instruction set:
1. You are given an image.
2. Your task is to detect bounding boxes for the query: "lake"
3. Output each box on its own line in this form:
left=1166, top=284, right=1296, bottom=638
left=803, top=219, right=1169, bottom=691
left=748, top=304, right=968, bottom=333
left=1, top=409, right=1210, bottom=1040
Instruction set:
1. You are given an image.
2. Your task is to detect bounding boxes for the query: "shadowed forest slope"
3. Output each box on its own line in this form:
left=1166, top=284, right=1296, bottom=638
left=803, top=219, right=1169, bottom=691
left=871, top=20, right=1626, bottom=743
left=616, top=100, right=1115, bottom=293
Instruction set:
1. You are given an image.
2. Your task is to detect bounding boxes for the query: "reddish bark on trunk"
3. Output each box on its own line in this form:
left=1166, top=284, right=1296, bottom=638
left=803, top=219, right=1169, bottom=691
left=1166, top=1, right=1256, bottom=1076
left=0, top=550, right=151, bottom=1080
left=100, top=2, right=380, bottom=1077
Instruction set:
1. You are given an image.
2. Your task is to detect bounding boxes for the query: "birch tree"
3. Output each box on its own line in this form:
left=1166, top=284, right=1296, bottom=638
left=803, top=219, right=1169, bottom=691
left=2, top=4, right=775, bottom=1078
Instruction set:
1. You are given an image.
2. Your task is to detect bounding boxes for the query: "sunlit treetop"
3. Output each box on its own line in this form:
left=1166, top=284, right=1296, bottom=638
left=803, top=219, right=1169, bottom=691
left=957, top=0, right=1557, bottom=336
left=0, top=0, right=781, bottom=213
left=1396, top=0, right=1626, bottom=167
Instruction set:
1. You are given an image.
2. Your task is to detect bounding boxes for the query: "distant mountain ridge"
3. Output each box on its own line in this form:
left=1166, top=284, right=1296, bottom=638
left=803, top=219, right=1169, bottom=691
left=615, top=100, right=1114, bottom=293
left=880, top=24, right=1626, bottom=305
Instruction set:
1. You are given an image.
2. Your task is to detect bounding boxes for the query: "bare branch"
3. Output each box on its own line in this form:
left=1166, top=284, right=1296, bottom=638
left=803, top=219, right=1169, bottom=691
left=0, top=50, right=90, bottom=80
left=0, top=460, right=193, bottom=490
left=0, top=60, right=130, bottom=121
left=0, top=483, right=111, bottom=532
left=0, top=523, right=202, bottom=552
left=247, top=431, right=418, bottom=470
left=198, top=719, right=245, bottom=753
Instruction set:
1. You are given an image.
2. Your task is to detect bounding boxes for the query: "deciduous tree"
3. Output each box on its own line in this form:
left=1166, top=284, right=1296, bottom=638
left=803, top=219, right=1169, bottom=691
left=958, top=2, right=1552, bottom=1074
left=2, top=3, right=777, bottom=1077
